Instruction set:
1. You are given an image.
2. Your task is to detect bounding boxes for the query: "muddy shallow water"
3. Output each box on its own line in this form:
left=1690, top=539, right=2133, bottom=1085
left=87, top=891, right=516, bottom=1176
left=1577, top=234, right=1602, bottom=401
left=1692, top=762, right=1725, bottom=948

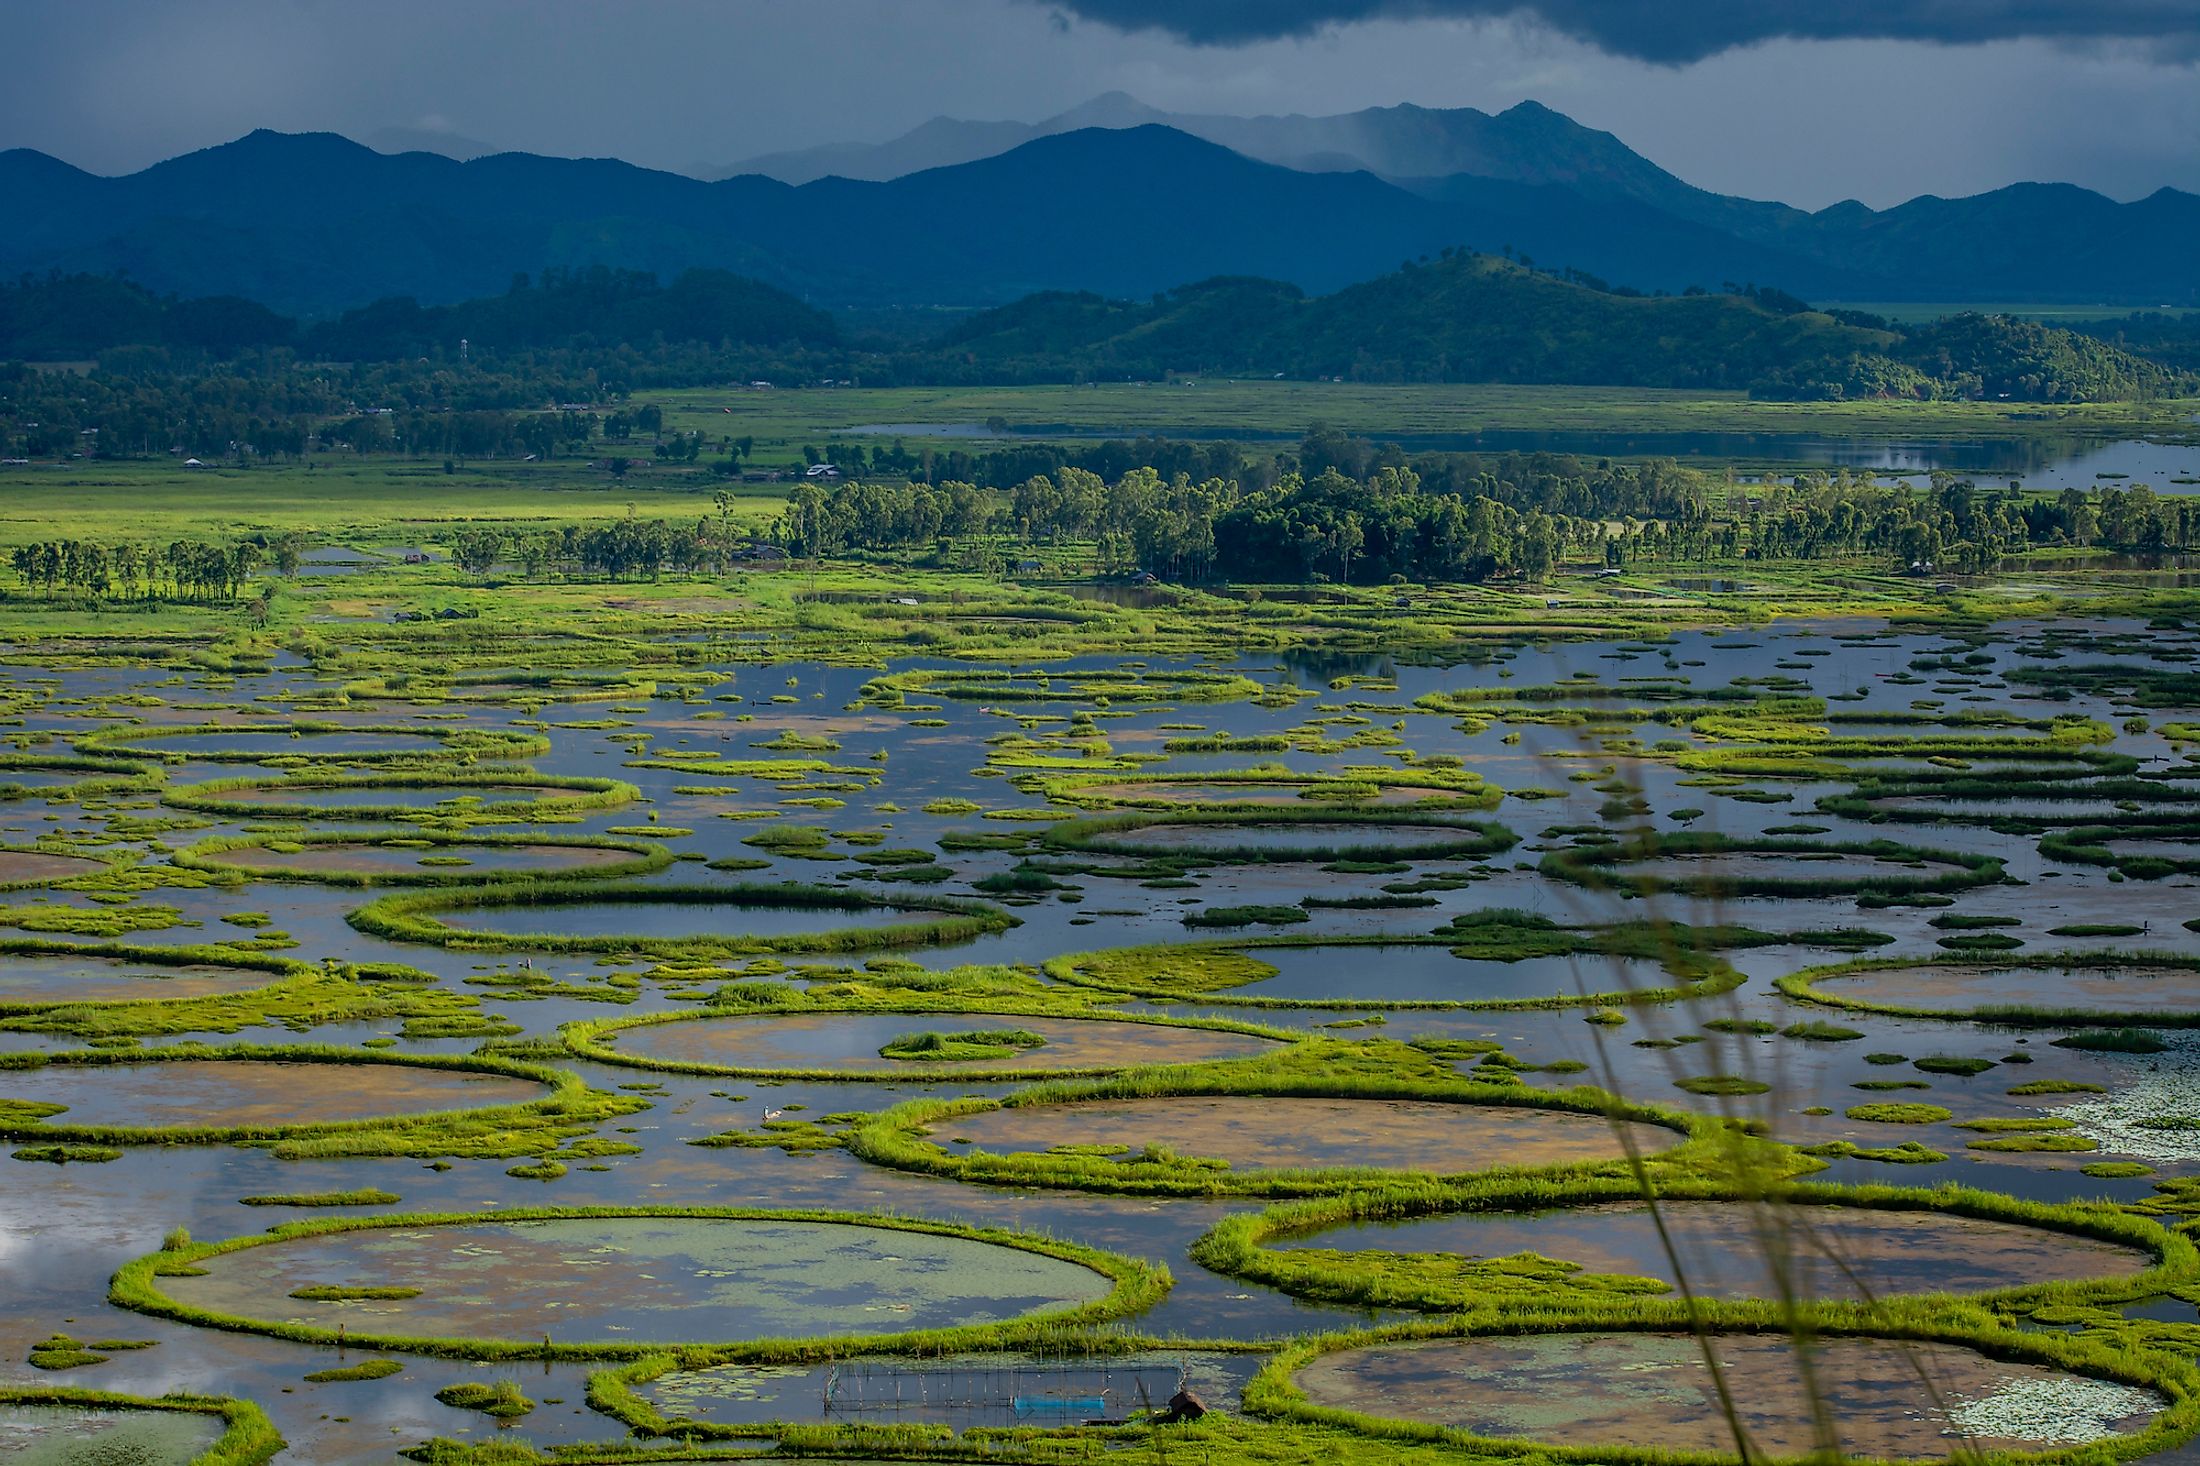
left=437, top=899, right=953, bottom=942
left=1293, top=1333, right=2167, bottom=1456
left=212, top=839, right=642, bottom=879
left=202, top=782, right=582, bottom=811
left=937, top=1095, right=1680, bottom=1174
left=1087, top=821, right=1485, bottom=855
left=0, top=952, right=275, bottom=1004
left=1276, top=1199, right=2153, bottom=1299
left=1818, top=963, right=2200, bottom=1014
left=0, top=849, right=104, bottom=885
left=612, top=1011, right=1283, bottom=1074
left=0, top=1059, right=546, bottom=1129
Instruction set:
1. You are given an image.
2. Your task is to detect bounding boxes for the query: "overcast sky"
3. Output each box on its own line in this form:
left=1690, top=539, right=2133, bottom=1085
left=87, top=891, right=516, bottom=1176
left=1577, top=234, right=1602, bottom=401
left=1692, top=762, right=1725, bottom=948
left=5, top=0, right=2198, bottom=209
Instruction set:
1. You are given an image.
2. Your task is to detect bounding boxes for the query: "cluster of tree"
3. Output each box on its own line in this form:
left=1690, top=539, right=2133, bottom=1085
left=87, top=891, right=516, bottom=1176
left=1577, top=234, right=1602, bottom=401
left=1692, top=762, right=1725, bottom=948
left=457, top=513, right=763, bottom=582
left=7, top=538, right=263, bottom=600
left=769, top=451, right=2200, bottom=584
left=1752, top=314, right=2194, bottom=402
left=770, top=446, right=1723, bottom=582
left=2072, top=312, right=2200, bottom=374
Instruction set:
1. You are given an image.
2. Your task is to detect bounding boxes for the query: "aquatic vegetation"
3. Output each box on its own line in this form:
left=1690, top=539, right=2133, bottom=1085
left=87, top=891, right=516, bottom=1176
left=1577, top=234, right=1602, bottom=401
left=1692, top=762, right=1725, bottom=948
left=75, top=718, right=548, bottom=767
left=173, top=830, right=674, bottom=887
left=111, top=1207, right=1169, bottom=1361
left=878, top=1027, right=1048, bottom=1062
left=567, top=994, right=1292, bottom=1082
left=1778, top=952, right=2200, bottom=1028
left=162, top=769, right=638, bottom=823
left=1195, top=1178, right=2180, bottom=1316
left=847, top=1041, right=1707, bottom=1197
left=1543, top=831, right=2004, bottom=899
left=239, top=1189, right=401, bottom=1207
left=303, top=1359, right=403, bottom=1382
left=1043, top=807, right=1517, bottom=865
left=349, top=879, right=1018, bottom=958
left=0, top=1044, right=643, bottom=1158
left=435, top=1379, right=535, bottom=1418
left=0, top=1385, right=281, bottom=1465
left=1846, top=1103, right=1953, bottom=1123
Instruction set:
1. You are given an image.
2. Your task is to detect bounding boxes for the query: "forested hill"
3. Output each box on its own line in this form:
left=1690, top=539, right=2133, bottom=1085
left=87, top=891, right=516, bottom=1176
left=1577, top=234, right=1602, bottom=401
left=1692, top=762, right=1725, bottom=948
left=936, top=256, right=2193, bottom=401
left=0, top=268, right=839, bottom=362
left=8, top=122, right=2200, bottom=311
left=2, top=253, right=2188, bottom=404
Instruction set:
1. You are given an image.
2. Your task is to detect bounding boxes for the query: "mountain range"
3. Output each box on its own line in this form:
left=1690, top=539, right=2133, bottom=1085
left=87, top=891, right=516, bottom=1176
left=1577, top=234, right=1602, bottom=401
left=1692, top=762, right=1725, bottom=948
left=3, top=100, right=2196, bottom=317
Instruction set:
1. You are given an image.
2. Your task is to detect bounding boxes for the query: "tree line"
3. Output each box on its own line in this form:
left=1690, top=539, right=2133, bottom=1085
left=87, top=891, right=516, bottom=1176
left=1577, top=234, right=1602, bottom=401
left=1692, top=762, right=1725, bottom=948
left=7, top=539, right=264, bottom=601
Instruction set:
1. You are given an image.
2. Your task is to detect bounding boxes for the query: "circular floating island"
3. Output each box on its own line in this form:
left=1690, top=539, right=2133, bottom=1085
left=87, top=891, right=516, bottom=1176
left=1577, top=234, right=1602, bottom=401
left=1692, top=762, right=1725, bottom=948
left=349, top=880, right=1017, bottom=957
left=855, top=1092, right=1686, bottom=1196
left=0, top=1388, right=271, bottom=1466
left=1044, top=808, right=1516, bottom=865
left=574, top=1008, right=1291, bottom=1080
left=0, top=754, right=156, bottom=800
left=175, top=830, right=672, bottom=886
left=1781, top=954, right=2200, bottom=1026
left=1042, top=769, right=1498, bottom=812
left=77, top=718, right=547, bottom=767
left=1544, top=833, right=2002, bottom=899
left=163, top=770, right=636, bottom=822
left=119, top=1209, right=1160, bottom=1358
left=343, top=669, right=672, bottom=705
left=0, top=942, right=288, bottom=1010
left=1268, top=1197, right=2157, bottom=1302
left=1047, top=939, right=1727, bottom=1010
left=1284, top=1330, right=2168, bottom=1460
left=859, top=667, right=1262, bottom=709
left=0, top=1048, right=558, bottom=1147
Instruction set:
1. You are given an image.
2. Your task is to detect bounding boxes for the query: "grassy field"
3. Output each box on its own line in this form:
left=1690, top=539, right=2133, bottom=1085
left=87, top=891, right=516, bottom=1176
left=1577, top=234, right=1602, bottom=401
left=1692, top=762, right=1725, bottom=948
left=654, top=381, right=2200, bottom=462
left=0, top=458, right=778, bottom=548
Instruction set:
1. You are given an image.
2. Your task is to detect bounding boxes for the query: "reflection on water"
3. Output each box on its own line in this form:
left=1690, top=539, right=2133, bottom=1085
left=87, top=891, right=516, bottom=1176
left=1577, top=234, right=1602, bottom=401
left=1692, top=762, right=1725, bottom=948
left=1275, top=1199, right=2150, bottom=1299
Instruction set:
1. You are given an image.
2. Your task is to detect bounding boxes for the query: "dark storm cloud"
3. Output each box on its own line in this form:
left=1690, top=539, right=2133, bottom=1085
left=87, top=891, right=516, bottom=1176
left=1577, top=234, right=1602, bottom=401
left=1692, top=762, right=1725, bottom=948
left=1033, top=0, right=2200, bottom=62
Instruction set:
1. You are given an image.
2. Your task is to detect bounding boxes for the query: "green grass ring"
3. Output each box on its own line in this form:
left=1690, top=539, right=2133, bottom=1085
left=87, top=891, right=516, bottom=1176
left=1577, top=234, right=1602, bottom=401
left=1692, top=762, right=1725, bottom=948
left=0, top=752, right=163, bottom=801
left=0, top=1386, right=282, bottom=1466
left=75, top=718, right=548, bottom=767
left=0, top=1043, right=634, bottom=1153
left=1043, top=934, right=1743, bottom=1011
left=1543, top=832, right=2003, bottom=899
left=1193, top=1176, right=2194, bottom=1315
left=0, top=937, right=301, bottom=1016
left=564, top=1002, right=1302, bottom=1082
left=1031, top=766, right=1502, bottom=813
left=846, top=1059, right=1713, bottom=1199
left=162, top=770, right=637, bottom=822
left=1042, top=806, right=1517, bottom=864
left=109, top=1206, right=1169, bottom=1362
left=1777, top=950, right=2200, bottom=1027
left=1248, top=1305, right=2200, bottom=1466
left=346, top=878, right=1019, bottom=957
left=172, top=830, right=674, bottom=888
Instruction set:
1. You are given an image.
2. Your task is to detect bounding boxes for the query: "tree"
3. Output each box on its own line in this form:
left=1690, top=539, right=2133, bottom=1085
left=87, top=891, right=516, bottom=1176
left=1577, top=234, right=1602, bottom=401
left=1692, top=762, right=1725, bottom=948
left=452, top=529, right=505, bottom=576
